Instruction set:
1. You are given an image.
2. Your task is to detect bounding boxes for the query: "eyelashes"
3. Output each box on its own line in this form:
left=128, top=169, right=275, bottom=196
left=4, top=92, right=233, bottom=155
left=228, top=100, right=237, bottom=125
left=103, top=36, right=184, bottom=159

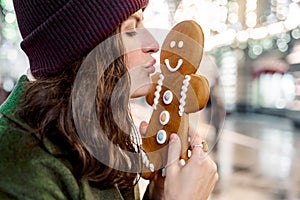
left=170, top=40, right=184, bottom=49
left=126, top=31, right=138, bottom=37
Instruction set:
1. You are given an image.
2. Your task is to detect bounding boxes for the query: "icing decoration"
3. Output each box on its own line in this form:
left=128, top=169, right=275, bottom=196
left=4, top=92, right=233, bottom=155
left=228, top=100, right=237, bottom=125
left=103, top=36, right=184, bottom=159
left=170, top=41, right=176, bottom=48
left=141, top=150, right=155, bottom=172
left=179, top=159, right=186, bottom=166
left=165, top=58, right=183, bottom=72
left=152, top=74, right=164, bottom=110
left=179, top=75, right=191, bottom=116
left=159, top=110, right=170, bottom=126
left=178, top=41, right=184, bottom=48
left=156, top=130, right=167, bottom=144
left=141, top=20, right=209, bottom=180
left=163, top=90, right=173, bottom=105
left=162, top=167, right=166, bottom=177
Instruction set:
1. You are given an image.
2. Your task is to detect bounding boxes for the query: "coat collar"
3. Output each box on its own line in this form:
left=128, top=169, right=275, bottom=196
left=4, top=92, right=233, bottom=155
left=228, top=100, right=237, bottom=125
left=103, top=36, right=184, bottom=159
left=0, top=75, right=65, bottom=156
left=0, top=75, right=28, bottom=127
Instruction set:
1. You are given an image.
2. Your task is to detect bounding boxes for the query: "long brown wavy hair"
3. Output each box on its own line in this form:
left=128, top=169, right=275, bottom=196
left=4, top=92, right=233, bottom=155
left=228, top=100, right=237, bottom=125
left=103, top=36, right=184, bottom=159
left=19, top=27, right=142, bottom=189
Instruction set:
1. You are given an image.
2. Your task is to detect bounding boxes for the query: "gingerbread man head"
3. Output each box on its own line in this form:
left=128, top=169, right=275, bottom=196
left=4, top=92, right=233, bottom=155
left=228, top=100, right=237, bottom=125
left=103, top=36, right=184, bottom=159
left=160, top=20, right=204, bottom=76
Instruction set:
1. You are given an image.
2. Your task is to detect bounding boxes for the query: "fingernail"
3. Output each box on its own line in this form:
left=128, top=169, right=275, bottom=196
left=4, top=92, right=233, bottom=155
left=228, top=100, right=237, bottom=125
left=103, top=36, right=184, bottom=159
left=140, top=122, right=148, bottom=136
left=141, top=125, right=147, bottom=132
left=140, top=121, right=148, bottom=128
left=169, top=133, right=178, bottom=143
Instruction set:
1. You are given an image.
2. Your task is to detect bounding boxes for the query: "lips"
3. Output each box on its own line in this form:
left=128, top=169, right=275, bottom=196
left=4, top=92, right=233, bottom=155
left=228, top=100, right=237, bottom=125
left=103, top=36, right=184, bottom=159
left=146, top=65, right=156, bottom=73
left=145, top=58, right=156, bottom=73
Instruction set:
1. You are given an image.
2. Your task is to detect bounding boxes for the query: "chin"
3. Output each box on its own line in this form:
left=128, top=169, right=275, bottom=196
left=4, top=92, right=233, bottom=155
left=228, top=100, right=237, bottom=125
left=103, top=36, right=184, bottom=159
left=130, top=84, right=152, bottom=98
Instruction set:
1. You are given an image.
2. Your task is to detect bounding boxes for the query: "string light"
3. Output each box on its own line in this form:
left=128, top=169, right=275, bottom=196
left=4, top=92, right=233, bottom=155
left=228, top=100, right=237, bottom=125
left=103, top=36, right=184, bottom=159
left=167, top=0, right=300, bottom=51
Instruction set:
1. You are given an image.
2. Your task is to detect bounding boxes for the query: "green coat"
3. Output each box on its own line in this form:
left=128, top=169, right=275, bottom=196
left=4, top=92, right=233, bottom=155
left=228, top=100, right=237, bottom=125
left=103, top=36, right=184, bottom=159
left=0, top=75, right=143, bottom=200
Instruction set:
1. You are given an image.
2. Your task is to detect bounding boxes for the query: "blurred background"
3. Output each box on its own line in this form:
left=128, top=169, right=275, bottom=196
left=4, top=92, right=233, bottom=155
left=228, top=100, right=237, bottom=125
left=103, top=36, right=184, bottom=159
left=1, top=0, right=300, bottom=199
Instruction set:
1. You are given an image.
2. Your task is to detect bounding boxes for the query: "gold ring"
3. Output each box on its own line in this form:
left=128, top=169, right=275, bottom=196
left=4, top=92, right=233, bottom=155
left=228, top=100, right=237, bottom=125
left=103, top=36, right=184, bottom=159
left=193, top=140, right=208, bottom=152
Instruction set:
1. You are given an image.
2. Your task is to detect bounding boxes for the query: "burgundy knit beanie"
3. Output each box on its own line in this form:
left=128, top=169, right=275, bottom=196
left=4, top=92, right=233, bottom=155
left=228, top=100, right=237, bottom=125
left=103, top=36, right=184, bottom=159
left=13, top=0, right=149, bottom=78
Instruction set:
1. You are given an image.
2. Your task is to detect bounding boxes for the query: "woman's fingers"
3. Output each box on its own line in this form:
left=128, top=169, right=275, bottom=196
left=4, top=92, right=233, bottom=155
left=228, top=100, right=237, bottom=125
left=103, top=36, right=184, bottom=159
left=165, top=134, right=181, bottom=175
left=189, top=133, right=206, bottom=159
left=139, top=121, right=148, bottom=137
left=163, top=132, right=218, bottom=200
left=188, top=126, right=197, bottom=139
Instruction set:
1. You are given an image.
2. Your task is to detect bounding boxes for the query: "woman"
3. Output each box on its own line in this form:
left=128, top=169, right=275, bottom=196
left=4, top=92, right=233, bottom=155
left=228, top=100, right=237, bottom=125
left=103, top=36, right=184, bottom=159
left=0, top=0, right=218, bottom=199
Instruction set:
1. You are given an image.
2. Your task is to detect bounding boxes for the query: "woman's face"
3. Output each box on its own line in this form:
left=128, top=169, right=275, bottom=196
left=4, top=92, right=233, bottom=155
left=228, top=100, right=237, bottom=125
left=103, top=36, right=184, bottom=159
left=121, top=9, right=159, bottom=98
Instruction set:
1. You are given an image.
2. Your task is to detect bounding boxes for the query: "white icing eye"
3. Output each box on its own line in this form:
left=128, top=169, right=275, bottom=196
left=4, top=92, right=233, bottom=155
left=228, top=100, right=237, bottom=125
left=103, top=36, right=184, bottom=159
left=156, top=130, right=167, bottom=144
left=178, top=41, right=184, bottom=48
left=170, top=41, right=176, bottom=48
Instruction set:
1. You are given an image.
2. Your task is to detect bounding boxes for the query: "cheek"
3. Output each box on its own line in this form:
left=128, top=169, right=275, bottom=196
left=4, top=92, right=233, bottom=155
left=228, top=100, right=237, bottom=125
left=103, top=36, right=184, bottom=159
left=126, top=51, right=140, bottom=70
left=129, top=67, right=149, bottom=85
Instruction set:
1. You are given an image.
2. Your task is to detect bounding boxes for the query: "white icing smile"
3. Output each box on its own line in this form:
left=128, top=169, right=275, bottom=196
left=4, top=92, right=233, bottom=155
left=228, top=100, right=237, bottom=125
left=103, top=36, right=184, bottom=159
left=165, top=58, right=183, bottom=72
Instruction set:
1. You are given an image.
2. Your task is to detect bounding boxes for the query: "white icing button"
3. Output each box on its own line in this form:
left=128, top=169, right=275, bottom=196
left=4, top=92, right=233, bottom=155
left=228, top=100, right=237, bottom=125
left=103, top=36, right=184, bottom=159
left=159, top=111, right=170, bottom=126
left=163, top=90, right=173, bottom=105
left=156, top=130, right=167, bottom=144
left=178, top=41, right=184, bottom=48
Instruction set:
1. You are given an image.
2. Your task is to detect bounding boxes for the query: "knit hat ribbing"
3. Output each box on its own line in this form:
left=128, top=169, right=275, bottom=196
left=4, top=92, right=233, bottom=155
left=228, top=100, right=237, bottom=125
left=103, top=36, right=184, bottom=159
left=13, top=0, right=149, bottom=78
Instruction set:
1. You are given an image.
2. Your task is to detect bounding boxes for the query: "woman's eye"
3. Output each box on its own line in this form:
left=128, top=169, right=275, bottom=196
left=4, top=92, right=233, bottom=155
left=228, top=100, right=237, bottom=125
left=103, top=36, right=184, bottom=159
left=126, top=30, right=137, bottom=37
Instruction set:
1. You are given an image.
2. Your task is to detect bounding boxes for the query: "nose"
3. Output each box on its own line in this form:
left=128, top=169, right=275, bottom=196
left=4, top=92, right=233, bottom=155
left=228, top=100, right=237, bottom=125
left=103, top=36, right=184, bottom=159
left=141, top=29, right=159, bottom=54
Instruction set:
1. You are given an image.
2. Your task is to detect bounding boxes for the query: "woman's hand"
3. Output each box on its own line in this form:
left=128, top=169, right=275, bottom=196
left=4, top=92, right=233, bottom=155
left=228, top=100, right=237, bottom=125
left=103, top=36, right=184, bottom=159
left=164, top=133, right=218, bottom=200
left=139, top=122, right=218, bottom=200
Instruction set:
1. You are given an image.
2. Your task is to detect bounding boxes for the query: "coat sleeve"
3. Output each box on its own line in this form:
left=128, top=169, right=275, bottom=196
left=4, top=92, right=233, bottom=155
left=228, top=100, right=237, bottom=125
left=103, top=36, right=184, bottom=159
left=0, top=147, right=81, bottom=200
left=0, top=121, right=133, bottom=200
left=0, top=120, right=81, bottom=200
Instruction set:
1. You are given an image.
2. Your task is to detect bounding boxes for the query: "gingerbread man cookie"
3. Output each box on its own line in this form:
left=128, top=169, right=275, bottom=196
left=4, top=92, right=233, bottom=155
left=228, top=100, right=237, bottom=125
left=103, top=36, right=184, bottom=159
left=141, top=20, right=210, bottom=179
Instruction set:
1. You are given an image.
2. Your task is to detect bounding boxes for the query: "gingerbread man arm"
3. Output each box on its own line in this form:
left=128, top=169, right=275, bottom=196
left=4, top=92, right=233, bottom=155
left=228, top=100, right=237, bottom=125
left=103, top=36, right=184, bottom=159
left=184, top=74, right=210, bottom=114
